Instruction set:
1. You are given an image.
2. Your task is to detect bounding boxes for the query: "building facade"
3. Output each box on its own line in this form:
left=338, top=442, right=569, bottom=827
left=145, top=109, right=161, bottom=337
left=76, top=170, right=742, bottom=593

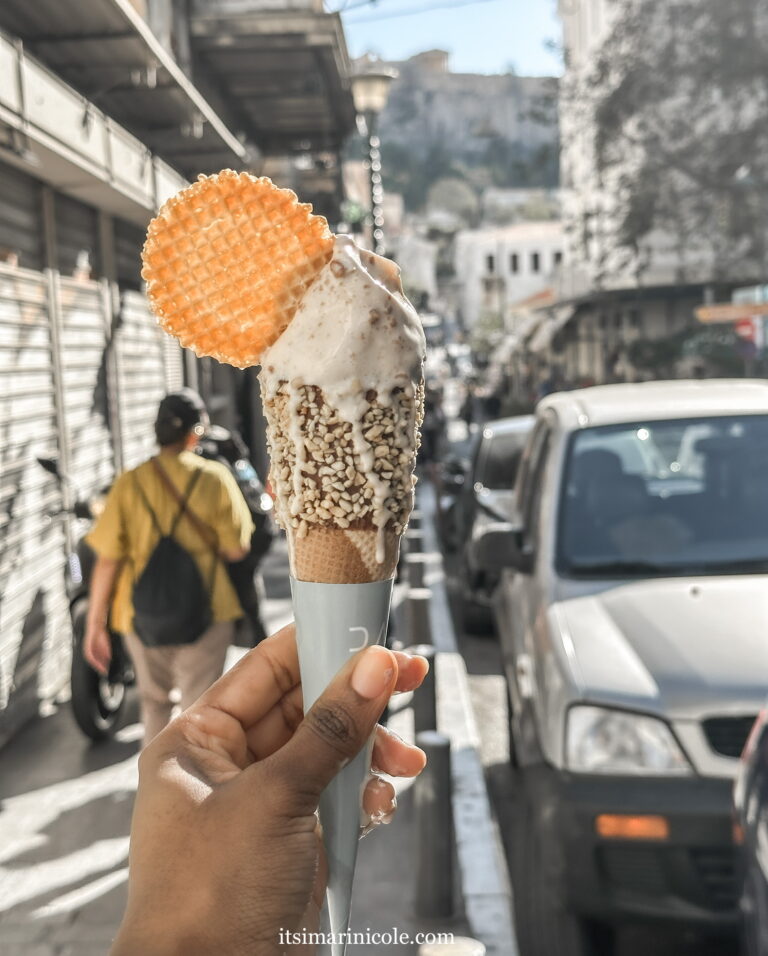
left=454, top=222, right=564, bottom=329
left=554, top=0, right=757, bottom=384
left=0, top=0, right=355, bottom=745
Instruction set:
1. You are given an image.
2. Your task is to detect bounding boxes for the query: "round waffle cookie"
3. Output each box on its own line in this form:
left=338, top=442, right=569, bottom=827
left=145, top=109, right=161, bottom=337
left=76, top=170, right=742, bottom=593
left=141, top=170, right=334, bottom=368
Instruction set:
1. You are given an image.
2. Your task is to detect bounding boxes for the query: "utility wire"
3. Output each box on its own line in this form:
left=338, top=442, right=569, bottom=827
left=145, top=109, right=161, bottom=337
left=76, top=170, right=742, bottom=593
left=344, top=0, right=498, bottom=24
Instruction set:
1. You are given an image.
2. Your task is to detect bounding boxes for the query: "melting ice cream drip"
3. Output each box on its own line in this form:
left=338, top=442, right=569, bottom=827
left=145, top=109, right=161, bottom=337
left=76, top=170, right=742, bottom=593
left=259, top=235, right=426, bottom=563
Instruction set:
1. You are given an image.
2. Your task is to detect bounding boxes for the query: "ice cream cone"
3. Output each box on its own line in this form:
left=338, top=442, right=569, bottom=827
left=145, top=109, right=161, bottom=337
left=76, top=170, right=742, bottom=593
left=139, top=176, right=425, bottom=953
left=292, top=577, right=394, bottom=956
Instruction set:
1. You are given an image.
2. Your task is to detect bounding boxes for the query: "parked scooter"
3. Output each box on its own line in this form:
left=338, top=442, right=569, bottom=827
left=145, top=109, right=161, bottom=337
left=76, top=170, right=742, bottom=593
left=37, top=457, right=133, bottom=741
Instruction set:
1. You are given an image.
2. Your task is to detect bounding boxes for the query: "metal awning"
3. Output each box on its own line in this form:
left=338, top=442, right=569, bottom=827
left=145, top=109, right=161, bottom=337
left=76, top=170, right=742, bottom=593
left=0, top=0, right=247, bottom=177
left=189, top=6, right=356, bottom=155
left=528, top=305, right=577, bottom=354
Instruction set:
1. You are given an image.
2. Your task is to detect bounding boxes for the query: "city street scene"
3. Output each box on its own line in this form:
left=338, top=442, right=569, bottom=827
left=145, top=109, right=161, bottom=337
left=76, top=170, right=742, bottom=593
left=1, top=1, right=768, bottom=955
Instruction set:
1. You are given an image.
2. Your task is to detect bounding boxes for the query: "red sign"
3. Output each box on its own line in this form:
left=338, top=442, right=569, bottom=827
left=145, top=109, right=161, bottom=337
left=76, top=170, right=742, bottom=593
left=735, top=318, right=757, bottom=342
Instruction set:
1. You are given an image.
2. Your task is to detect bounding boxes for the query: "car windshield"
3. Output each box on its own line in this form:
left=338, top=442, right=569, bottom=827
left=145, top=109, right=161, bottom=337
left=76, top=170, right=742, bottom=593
left=557, top=415, right=768, bottom=577
left=476, top=429, right=530, bottom=490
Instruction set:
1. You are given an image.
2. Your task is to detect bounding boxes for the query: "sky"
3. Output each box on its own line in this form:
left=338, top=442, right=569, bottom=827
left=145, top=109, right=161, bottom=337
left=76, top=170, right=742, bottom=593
left=339, top=0, right=563, bottom=77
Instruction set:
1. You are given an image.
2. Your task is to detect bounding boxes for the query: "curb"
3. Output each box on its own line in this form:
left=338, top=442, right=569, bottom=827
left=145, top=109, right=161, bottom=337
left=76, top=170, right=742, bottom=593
left=417, top=484, right=517, bottom=956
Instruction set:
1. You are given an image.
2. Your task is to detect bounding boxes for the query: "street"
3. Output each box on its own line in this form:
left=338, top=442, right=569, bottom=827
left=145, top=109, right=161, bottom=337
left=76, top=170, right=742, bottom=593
left=450, top=605, right=740, bottom=956
left=0, top=538, right=466, bottom=956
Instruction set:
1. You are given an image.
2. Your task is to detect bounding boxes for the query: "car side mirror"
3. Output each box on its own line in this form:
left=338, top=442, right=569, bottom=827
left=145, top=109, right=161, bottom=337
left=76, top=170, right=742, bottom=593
left=473, top=523, right=534, bottom=575
left=439, top=456, right=467, bottom=494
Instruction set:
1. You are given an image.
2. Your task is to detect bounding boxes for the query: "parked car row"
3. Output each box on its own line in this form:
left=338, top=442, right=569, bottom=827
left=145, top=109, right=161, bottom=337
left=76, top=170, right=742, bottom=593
left=444, top=380, right=768, bottom=956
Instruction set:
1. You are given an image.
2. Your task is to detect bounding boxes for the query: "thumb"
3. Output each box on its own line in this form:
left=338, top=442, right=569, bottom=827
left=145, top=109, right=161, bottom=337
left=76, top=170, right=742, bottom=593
left=266, top=644, right=397, bottom=815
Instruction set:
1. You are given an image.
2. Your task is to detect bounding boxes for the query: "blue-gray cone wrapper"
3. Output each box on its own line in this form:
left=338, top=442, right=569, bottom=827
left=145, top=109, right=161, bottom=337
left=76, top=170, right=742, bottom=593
left=291, top=577, right=394, bottom=956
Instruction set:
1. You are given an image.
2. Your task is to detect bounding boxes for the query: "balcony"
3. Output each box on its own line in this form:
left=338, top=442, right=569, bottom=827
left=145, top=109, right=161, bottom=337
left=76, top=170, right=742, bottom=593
left=0, top=0, right=247, bottom=177
left=188, top=0, right=356, bottom=156
left=0, top=29, right=185, bottom=223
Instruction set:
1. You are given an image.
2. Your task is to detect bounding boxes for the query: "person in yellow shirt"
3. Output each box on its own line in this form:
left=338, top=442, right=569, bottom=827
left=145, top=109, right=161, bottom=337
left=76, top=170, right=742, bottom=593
left=84, top=389, right=254, bottom=744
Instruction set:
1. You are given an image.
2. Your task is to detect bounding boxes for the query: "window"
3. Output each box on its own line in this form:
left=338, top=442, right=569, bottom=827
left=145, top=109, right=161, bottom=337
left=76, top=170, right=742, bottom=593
left=556, top=415, right=768, bottom=576
left=531, top=251, right=540, bottom=273
left=613, top=312, right=622, bottom=329
left=629, top=309, right=641, bottom=330
left=518, top=420, right=553, bottom=546
left=525, top=428, right=552, bottom=546
left=475, top=428, right=531, bottom=490
left=553, top=250, right=563, bottom=267
left=486, top=254, right=495, bottom=274
left=510, top=252, right=519, bottom=274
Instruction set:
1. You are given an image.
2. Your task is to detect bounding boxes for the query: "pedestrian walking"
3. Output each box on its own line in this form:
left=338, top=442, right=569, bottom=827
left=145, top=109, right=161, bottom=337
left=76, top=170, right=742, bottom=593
left=83, top=389, right=254, bottom=745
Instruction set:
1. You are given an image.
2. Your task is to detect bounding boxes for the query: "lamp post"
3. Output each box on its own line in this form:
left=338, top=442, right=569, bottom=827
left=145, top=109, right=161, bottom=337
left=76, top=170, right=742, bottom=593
left=350, top=68, right=397, bottom=255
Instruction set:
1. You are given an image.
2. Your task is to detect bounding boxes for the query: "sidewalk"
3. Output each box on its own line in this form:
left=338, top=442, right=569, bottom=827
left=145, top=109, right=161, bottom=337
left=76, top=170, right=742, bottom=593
left=0, top=536, right=467, bottom=954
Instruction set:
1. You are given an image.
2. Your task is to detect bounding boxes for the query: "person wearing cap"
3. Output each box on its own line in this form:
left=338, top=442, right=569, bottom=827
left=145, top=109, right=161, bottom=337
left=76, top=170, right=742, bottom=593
left=84, top=389, right=254, bottom=745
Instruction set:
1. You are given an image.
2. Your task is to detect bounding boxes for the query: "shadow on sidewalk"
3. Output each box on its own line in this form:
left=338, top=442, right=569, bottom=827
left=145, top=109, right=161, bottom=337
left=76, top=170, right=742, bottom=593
left=0, top=697, right=140, bottom=802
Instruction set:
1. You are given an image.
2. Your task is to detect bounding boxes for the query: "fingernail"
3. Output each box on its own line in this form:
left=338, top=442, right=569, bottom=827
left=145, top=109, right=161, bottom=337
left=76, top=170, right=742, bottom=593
left=352, top=646, right=395, bottom=700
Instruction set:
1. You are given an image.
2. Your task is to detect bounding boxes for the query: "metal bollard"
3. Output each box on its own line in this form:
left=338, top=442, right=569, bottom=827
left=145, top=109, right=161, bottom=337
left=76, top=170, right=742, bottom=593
left=412, top=643, right=437, bottom=733
left=406, top=528, right=425, bottom=554
left=406, top=587, right=432, bottom=645
left=406, top=552, right=430, bottom=589
left=415, top=731, right=453, bottom=919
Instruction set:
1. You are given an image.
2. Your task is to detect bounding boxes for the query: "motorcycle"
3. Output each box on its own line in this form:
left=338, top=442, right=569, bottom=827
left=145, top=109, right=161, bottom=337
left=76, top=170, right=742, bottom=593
left=37, top=456, right=133, bottom=741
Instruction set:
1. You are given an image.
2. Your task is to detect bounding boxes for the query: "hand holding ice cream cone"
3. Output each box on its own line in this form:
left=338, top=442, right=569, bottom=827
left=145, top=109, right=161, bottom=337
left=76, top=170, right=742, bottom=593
left=112, top=625, right=429, bottom=956
left=141, top=171, right=426, bottom=952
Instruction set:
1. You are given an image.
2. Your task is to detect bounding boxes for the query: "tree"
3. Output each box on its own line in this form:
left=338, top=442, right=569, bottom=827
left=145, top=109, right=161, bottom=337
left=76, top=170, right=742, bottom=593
left=426, top=177, right=480, bottom=227
left=565, top=0, right=768, bottom=285
left=627, top=325, right=743, bottom=376
left=470, top=310, right=505, bottom=361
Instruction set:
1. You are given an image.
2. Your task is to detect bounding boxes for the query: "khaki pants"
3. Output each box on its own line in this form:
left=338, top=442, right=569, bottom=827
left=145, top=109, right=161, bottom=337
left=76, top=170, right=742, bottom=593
left=125, top=621, right=234, bottom=745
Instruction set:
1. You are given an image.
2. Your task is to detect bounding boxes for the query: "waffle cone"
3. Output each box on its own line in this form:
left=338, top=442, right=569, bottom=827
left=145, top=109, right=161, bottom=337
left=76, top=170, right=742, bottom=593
left=292, top=526, right=400, bottom=584
left=141, top=171, right=333, bottom=368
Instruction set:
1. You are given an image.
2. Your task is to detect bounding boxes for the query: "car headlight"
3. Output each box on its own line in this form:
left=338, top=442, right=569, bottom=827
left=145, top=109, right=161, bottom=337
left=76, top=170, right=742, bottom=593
left=566, top=705, right=692, bottom=775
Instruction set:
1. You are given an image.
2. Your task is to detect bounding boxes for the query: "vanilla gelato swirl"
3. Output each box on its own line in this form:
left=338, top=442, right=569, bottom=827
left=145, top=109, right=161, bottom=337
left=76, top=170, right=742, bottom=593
left=258, top=235, right=426, bottom=564
left=259, top=235, right=425, bottom=397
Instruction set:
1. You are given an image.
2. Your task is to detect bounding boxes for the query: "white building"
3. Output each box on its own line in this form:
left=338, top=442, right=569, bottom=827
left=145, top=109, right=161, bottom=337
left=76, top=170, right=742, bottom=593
left=454, top=222, right=564, bottom=329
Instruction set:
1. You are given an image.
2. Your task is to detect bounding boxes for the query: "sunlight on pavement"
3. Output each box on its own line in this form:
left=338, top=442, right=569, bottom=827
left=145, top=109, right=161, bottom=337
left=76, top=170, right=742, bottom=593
left=31, top=866, right=129, bottom=920
left=0, top=745, right=137, bottom=921
left=1, top=839, right=130, bottom=912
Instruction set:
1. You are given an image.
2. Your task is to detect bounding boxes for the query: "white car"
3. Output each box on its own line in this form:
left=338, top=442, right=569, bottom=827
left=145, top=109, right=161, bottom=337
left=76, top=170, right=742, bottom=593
left=476, top=380, right=768, bottom=956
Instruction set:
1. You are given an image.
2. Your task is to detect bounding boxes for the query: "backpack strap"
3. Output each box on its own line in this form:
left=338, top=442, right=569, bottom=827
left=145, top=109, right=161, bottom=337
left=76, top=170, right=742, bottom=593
left=133, top=473, right=164, bottom=537
left=152, top=459, right=221, bottom=600
left=152, top=458, right=219, bottom=556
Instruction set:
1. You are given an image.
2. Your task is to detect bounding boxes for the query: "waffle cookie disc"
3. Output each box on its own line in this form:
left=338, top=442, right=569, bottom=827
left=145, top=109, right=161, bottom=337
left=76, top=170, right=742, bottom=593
left=141, top=170, right=334, bottom=368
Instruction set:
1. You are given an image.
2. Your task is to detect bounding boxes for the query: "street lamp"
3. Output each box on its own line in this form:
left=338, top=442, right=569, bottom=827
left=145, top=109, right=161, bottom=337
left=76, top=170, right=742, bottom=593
left=350, top=67, right=397, bottom=255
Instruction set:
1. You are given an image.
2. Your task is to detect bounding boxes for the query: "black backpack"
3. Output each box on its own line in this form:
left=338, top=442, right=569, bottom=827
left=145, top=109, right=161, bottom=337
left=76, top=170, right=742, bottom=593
left=132, top=466, right=217, bottom=648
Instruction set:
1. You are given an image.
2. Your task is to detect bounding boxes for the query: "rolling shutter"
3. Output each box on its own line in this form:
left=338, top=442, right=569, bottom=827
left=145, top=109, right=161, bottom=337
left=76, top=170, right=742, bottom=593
left=58, top=276, right=115, bottom=497
left=0, top=264, right=71, bottom=745
left=114, top=218, right=145, bottom=290
left=163, top=334, right=184, bottom=392
left=114, top=290, right=168, bottom=468
left=54, top=194, right=101, bottom=279
left=0, top=161, right=43, bottom=272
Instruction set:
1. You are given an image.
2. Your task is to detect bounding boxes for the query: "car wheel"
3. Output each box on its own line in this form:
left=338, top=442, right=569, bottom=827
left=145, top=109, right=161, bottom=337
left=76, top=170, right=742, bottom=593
left=460, top=593, right=495, bottom=635
left=70, top=600, right=127, bottom=742
left=513, top=773, right=614, bottom=956
left=458, top=557, right=496, bottom=635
